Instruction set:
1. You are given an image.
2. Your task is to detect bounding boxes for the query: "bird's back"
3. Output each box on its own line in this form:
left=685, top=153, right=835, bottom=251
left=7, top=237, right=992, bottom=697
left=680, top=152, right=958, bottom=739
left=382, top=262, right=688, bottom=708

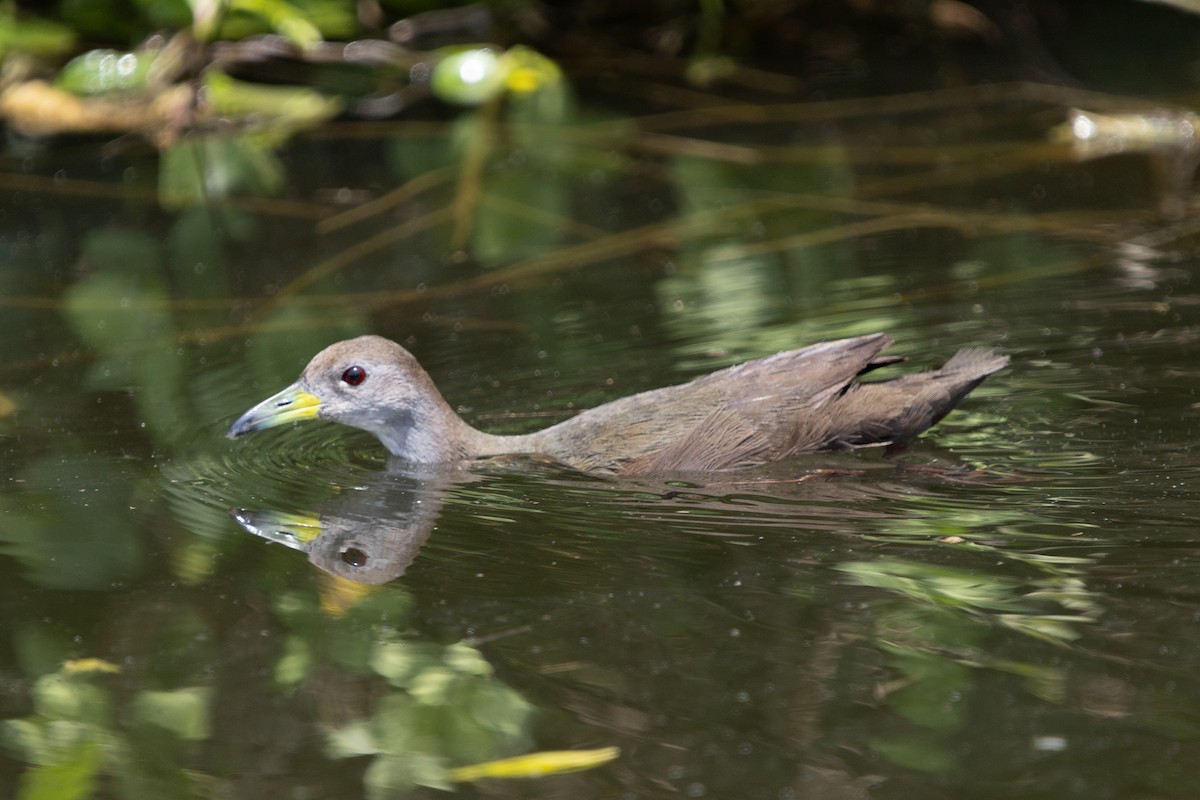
left=528, top=333, right=945, bottom=474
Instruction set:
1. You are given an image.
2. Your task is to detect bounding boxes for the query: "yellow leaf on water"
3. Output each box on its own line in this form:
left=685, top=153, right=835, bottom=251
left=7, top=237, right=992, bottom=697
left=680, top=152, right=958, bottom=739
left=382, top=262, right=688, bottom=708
left=0, top=392, right=15, bottom=419
left=449, top=747, right=619, bottom=782
left=62, top=658, right=121, bottom=675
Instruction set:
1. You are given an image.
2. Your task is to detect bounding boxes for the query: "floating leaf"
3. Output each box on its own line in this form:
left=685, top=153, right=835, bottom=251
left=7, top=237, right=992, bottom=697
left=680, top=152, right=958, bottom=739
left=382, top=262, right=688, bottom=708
left=62, top=660, right=121, bottom=676
left=449, top=746, right=620, bottom=782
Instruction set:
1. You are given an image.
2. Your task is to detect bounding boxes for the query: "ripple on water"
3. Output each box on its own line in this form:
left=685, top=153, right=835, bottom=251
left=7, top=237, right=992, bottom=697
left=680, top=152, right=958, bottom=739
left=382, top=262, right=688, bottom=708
left=160, top=422, right=388, bottom=539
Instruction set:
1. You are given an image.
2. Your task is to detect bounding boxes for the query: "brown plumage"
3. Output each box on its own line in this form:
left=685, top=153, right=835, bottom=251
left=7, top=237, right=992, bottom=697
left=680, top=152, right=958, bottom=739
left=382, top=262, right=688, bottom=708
left=227, top=333, right=1008, bottom=475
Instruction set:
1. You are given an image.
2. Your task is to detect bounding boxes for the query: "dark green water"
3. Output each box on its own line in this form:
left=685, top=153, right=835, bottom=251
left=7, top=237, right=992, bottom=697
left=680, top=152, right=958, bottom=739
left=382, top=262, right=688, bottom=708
left=3, top=77, right=1200, bottom=799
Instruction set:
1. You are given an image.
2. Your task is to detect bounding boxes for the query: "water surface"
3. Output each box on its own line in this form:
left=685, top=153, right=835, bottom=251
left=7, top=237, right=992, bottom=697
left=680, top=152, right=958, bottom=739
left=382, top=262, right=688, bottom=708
left=3, top=71, right=1200, bottom=799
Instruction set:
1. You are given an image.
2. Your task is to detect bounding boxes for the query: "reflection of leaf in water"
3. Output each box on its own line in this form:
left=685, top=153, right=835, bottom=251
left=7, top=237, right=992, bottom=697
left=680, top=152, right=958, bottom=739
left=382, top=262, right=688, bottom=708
left=316, top=632, right=534, bottom=793
left=473, top=167, right=567, bottom=263
left=273, top=586, right=532, bottom=793
left=10, top=737, right=102, bottom=800
left=160, top=136, right=284, bottom=209
left=840, top=558, right=1032, bottom=613
left=131, top=688, right=210, bottom=741
left=3, top=663, right=216, bottom=798
left=985, top=658, right=1066, bottom=704
left=34, top=673, right=112, bottom=727
left=366, top=751, right=452, bottom=793
left=840, top=555, right=1091, bottom=759
left=996, top=613, right=1088, bottom=644
left=63, top=229, right=192, bottom=449
left=839, top=558, right=1100, bottom=631
left=869, top=731, right=956, bottom=774
left=0, top=455, right=143, bottom=590
left=389, top=127, right=459, bottom=180
left=877, top=648, right=972, bottom=730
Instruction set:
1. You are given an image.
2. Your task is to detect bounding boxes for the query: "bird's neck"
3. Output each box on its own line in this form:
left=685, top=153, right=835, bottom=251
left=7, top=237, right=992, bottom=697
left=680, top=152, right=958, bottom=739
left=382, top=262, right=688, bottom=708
left=376, top=394, right=538, bottom=464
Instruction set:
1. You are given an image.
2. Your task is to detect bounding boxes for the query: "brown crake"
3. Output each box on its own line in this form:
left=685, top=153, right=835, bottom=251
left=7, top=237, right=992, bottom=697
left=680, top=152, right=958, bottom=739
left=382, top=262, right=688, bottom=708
left=227, top=333, right=1007, bottom=475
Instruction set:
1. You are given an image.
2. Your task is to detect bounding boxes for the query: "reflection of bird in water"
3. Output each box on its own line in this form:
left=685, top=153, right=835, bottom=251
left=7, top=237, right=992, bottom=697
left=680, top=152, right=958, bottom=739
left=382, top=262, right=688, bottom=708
left=230, top=452, right=998, bottom=591
left=233, top=470, right=448, bottom=585
left=228, top=333, right=1007, bottom=474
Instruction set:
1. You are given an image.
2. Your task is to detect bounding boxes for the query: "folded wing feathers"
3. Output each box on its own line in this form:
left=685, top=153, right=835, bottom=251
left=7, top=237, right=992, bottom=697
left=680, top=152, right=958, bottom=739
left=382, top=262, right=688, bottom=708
left=645, top=344, right=1005, bottom=472
left=549, top=337, right=1006, bottom=474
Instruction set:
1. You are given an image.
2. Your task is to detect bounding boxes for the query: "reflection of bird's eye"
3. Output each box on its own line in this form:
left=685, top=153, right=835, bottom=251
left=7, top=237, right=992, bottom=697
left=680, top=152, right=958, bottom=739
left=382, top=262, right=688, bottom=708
left=341, top=366, right=367, bottom=386
left=342, top=548, right=368, bottom=567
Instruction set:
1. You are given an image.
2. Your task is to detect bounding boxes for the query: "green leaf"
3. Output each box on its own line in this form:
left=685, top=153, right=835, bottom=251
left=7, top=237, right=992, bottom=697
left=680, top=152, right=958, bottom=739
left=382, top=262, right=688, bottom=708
left=57, top=49, right=156, bottom=95
left=204, top=71, right=343, bottom=135
left=431, top=47, right=506, bottom=106
left=499, top=46, right=562, bottom=95
left=133, top=0, right=193, bottom=29
left=198, top=0, right=324, bottom=47
left=0, top=16, right=76, bottom=58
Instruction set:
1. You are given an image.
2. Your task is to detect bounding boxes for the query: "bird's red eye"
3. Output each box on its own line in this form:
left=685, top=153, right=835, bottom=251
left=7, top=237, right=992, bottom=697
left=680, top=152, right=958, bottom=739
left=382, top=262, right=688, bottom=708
left=341, top=366, right=367, bottom=386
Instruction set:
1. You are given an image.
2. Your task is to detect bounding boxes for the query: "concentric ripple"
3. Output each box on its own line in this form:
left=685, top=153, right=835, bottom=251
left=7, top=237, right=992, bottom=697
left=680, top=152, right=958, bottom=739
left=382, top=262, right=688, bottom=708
left=160, top=422, right=389, bottom=541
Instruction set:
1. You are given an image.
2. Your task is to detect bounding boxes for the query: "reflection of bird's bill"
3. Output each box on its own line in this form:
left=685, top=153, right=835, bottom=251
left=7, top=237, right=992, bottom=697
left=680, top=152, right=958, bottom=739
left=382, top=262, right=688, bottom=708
left=226, top=383, right=321, bottom=439
left=232, top=509, right=323, bottom=550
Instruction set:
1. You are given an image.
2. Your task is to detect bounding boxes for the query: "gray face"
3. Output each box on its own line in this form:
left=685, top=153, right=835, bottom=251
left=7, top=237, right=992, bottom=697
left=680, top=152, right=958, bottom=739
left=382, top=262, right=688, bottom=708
left=298, top=336, right=429, bottom=439
left=227, top=336, right=424, bottom=443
